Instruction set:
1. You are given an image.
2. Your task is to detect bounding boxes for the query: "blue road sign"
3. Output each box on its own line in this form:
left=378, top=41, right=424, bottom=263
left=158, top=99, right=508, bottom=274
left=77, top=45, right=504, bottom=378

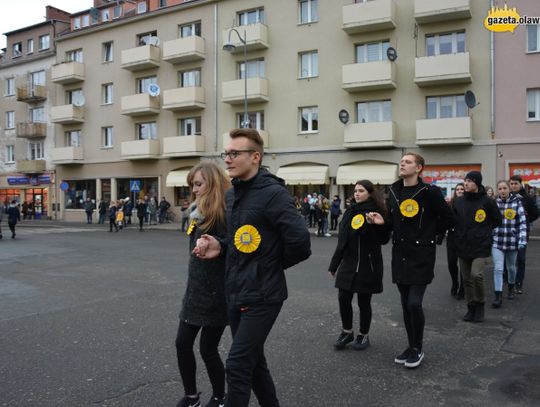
left=130, top=180, right=141, bottom=192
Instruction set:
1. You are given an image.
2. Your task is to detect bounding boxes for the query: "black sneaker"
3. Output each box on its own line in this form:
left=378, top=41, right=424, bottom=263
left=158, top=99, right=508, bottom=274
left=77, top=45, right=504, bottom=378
left=516, top=283, right=523, bottom=295
left=177, top=395, right=201, bottom=407
left=352, top=334, right=370, bottom=351
left=205, top=396, right=225, bottom=407
left=404, top=348, right=424, bottom=369
left=394, top=347, right=411, bottom=364
left=334, top=331, right=354, bottom=350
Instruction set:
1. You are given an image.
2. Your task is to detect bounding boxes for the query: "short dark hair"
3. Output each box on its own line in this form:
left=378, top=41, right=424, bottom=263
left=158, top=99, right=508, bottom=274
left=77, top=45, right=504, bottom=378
left=229, top=128, right=264, bottom=156
left=402, top=152, right=425, bottom=172
left=509, top=174, right=522, bottom=183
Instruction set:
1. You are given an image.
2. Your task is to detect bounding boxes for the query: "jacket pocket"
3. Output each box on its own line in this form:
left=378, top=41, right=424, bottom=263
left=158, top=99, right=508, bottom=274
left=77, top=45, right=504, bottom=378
left=237, top=261, right=264, bottom=305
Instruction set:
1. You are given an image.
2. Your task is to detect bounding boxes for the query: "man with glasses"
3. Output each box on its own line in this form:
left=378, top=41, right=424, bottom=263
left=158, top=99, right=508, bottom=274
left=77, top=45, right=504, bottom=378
left=194, top=128, right=311, bottom=407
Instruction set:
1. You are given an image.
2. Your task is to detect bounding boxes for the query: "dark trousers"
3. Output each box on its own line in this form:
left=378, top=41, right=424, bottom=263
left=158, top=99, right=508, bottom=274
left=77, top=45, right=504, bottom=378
left=86, top=212, right=93, bottom=224
left=8, top=222, right=16, bottom=236
left=225, top=303, right=282, bottom=407
left=516, top=245, right=527, bottom=285
left=446, top=243, right=463, bottom=292
left=109, top=218, right=118, bottom=232
left=397, top=284, right=427, bottom=351
left=338, top=289, right=372, bottom=334
left=182, top=217, right=189, bottom=232
left=138, top=216, right=144, bottom=230
left=309, top=210, right=315, bottom=227
left=98, top=213, right=105, bottom=224
left=330, top=214, right=339, bottom=230
left=175, top=321, right=226, bottom=398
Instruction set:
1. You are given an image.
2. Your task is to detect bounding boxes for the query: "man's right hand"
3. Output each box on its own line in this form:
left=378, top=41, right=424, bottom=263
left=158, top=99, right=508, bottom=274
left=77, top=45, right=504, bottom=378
left=193, top=234, right=221, bottom=259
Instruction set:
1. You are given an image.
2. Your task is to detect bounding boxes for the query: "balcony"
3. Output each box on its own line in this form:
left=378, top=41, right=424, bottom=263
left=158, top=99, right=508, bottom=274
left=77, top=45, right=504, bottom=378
left=121, top=94, right=160, bottom=116
left=342, top=0, right=396, bottom=34
left=121, top=45, right=160, bottom=71
left=223, top=130, right=268, bottom=149
left=16, top=85, right=47, bottom=103
left=222, top=23, right=269, bottom=52
left=16, top=122, right=47, bottom=139
left=163, top=36, right=205, bottom=64
left=17, top=159, right=46, bottom=173
left=342, top=61, right=396, bottom=92
left=163, top=87, right=205, bottom=111
left=415, top=52, right=471, bottom=87
left=50, top=105, right=84, bottom=124
left=344, top=122, right=396, bottom=148
left=51, top=61, right=85, bottom=84
left=416, top=116, right=472, bottom=145
left=51, top=147, right=84, bottom=164
left=121, top=139, right=160, bottom=160
left=163, top=135, right=205, bottom=157
left=414, top=0, right=471, bottom=24
left=222, top=78, right=269, bottom=104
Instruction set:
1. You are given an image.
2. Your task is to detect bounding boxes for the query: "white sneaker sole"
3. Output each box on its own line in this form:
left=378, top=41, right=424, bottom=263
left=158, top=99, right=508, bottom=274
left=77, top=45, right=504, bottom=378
left=404, top=352, right=424, bottom=368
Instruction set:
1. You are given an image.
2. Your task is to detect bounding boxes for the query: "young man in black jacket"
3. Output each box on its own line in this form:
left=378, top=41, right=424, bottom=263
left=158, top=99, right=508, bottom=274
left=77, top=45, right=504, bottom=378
left=194, top=128, right=311, bottom=407
left=369, top=153, right=454, bottom=369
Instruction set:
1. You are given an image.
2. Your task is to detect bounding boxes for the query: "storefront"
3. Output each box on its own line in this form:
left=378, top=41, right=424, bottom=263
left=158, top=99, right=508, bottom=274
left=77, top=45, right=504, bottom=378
left=0, top=172, right=54, bottom=219
left=509, top=163, right=540, bottom=188
left=276, top=165, right=330, bottom=199
left=422, top=164, right=482, bottom=199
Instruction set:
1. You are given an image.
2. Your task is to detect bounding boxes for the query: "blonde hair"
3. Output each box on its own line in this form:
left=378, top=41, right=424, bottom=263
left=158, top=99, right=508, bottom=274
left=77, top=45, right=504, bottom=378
left=187, top=161, right=231, bottom=232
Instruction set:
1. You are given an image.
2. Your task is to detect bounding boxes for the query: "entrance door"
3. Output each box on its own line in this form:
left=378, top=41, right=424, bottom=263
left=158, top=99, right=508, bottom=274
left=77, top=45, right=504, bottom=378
left=25, top=188, right=48, bottom=219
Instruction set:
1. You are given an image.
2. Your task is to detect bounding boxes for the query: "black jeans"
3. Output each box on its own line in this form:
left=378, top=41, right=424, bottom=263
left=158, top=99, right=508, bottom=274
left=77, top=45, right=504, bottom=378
left=86, top=212, right=93, bottom=224
left=446, top=243, right=462, bottom=292
left=182, top=217, right=189, bottom=232
left=176, top=321, right=226, bottom=398
left=396, top=284, right=427, bottom=351
left=109, top=218, right=118, bottom=232
left=138, top=216, right=144, bottom=230
left=225, top=303, right=282, bottom=407
left=516, top=245, right=527, bottom=285
left=330, top=214, right=339, bottom=230
left=338, top=289, right=372, bottom=334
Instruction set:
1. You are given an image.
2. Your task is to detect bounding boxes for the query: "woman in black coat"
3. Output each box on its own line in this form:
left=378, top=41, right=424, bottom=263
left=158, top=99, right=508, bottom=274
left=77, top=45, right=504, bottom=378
left=328, top=180, right=389, bottom=351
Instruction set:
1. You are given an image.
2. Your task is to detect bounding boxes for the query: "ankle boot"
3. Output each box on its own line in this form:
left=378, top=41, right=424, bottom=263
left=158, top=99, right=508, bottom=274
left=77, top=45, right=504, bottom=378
left=474, top=303, right=485, bottom=322
left=508, top=284, right=515, bottom=300
left=491, top=291, right=502, bottom=308
left=463, top=303, right=475, bottom=322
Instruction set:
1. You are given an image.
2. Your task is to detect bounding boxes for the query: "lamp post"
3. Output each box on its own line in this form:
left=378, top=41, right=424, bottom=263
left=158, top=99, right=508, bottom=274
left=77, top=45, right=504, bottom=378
left=223, top=28, right=250, bottom=128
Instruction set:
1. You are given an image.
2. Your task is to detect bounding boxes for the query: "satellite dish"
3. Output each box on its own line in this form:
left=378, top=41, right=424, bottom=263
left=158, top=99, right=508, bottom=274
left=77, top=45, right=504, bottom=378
left=386, top=47, right=398, bottom=62
left=148, top=36, right=160, bottom=46
left=465, top=90, right=478, bottom=109
left=73, top=94, right=85, bottom=107
left=338, top=109, right=350, bottom=125
left=148, top=83, right=160, bottom=97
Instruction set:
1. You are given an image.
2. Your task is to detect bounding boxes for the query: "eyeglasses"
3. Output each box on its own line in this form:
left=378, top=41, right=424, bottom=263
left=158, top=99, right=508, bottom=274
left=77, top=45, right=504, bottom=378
left=220, top=150, right=255, bottom=160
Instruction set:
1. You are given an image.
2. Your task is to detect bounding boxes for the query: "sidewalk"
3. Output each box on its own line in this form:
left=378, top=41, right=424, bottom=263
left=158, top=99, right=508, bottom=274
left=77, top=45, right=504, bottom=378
left=15, top=218, right=182, bottom=231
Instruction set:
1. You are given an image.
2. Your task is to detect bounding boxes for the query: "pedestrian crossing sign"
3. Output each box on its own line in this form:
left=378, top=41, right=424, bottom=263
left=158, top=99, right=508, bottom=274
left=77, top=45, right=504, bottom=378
left=130, top=180, right=141, bottom=192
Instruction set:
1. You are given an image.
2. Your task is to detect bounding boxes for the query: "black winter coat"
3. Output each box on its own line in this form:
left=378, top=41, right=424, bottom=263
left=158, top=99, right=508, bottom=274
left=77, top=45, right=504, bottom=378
left=223, top=169, right=311, bottom=307
left=451, top=189, right=502, bottom=259
left=387, top=178, right=455, bottom=285
left=328, top=199, right=389, bottom=293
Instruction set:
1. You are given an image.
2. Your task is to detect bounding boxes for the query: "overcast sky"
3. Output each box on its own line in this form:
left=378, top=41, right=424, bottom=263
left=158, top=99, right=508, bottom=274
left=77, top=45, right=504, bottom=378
left=1, top=0, right=93, bottom=49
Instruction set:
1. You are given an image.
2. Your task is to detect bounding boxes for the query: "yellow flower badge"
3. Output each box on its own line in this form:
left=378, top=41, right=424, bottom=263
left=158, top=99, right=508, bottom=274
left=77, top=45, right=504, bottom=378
left=186, top=219, right=197, bottom=235
left=351, top=214, right=365, bottom=230
left=475, top=209, right=486, bottom=223
left=400, top=199, right=419, bottom=218
left=504, top=208, right=516, bottom=220
left=234, top=224, right=262, bottom=253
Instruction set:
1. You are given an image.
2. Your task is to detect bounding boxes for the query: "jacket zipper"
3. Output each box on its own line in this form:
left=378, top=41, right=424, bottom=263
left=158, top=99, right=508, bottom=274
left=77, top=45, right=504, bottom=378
left=419, top=207, right=424, bottom=229
left=355, top=238, right=361, bottom=274
left=368, top=253, right=374, bottom=273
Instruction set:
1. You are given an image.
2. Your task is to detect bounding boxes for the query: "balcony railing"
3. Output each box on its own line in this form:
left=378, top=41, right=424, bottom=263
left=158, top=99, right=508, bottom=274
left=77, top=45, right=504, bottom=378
left=51, top=61, right=85, bottom=84
left=162, top=87, right=205, bottom=111
left=414, top=0, right=471, bottom=24
left=342, top=61, right=396, bottom=92
left=121, top=94, right=160, bottom=116
left=222, top=78, right=269, bottom=104
left=342, top=0, right=396, bottom=34
left=163, top=36, right=205, bottom=64
left=222, top=23, right=269, bottom=53
left=51, top=146, right=84, bottom=164
left=121, top=139, right=160, bottom=159
left=414, top=52, right=471, bottom=87
left=16, top=85, right=47, bottom=103
left=17, top=159, right=46, bottom=173
left=50, top=105, right=85, bottom=124
left=16, top=122, right=47, bottom=139
left=416, top=116, right=472, bottom=145
left=121, top=45, right=161, bottom=71
left=343, top=122, right=396, bottom=148
left=163, top=135, right=205, bottom=157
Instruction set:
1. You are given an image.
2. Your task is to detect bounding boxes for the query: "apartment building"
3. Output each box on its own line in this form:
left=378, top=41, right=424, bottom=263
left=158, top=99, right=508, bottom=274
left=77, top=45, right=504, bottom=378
left=0, top=7, right=70, bottom=218
left=494, top=0, right=540, bottom=188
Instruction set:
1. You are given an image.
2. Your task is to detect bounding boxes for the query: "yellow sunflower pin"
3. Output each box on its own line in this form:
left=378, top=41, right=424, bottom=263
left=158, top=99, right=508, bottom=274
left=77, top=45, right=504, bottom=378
left=504, top=208, right=516, bottom=220
left=475, top=209, right=486, bottom=223
left=186, top=219, right=197, bottom=235
left=351, top=214, right=365, bottom=230
left=400, top=199, right=419, bottom=218
left=234, top=224, right=262, bottom=253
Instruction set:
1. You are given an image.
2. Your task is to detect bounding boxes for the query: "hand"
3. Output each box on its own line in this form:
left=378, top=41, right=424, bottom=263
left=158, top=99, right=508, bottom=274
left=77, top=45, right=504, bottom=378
left=518, top=244, right=526, bottom=250
left=192, top=234, right=221, bottom=259
left=366, top=212, right=384, bottom=225
left=328, top=271, right=335, bottom=279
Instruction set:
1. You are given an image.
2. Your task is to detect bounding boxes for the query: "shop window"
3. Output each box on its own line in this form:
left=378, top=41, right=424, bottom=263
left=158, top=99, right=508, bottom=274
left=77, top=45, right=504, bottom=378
left=64, top=180, right=96, bottom=209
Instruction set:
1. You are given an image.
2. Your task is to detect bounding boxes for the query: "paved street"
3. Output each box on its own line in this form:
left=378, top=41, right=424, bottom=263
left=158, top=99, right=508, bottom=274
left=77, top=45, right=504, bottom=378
left=1, top=221, right=540, bottom=407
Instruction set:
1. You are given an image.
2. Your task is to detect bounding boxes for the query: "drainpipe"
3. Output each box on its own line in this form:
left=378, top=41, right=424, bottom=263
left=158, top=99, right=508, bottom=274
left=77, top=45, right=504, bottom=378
left=214, top=3, right=219, bottom=152
left=490, top=0, right=495, bottom=136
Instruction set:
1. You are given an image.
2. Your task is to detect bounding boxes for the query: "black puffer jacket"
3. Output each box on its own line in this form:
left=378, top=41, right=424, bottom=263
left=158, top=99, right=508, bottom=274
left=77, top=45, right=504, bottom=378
left=387, top=178, right=455, bottom=285
left=451, top=188, right=502, bottom=259
left=180, top=206, right=228, bottom=327
left=328, top=199, right=389, bottom=293
left=223, top=169, right=311, bottom=307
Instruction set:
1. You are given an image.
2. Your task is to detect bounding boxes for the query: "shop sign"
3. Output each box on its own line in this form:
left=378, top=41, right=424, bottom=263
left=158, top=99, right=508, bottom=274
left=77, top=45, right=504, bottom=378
left=422, top=165, right=482, bottom=185
left=7, top=175, right=51, bottom=186
left=509, top=163, right=540, bottom=187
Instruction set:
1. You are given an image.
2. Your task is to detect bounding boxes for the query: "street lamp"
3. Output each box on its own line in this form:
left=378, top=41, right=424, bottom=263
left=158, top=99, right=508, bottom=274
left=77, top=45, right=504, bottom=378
left=223, top=28, right=250, bottom=128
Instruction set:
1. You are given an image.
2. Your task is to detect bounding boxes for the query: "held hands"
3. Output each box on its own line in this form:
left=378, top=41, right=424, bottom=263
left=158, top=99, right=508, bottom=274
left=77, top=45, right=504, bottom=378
left=366, top=212, right=385, bottom=225
left=192, top=234, right=221, bottom=259
left=518, top=244, right=526, bottom=250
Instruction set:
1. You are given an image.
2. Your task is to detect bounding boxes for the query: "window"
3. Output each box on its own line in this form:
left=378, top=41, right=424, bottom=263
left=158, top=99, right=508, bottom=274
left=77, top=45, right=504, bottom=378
left=6, top=145, right=15, bottom=163
left=356, top=100, right=392, bottom=123
left=82, top=15, right=90, bottom=27
left=355, top=0, right=374, bottom=3
left=27, top=39, right=34, bottom=54
left=137, top=2, right=147, bottom=14
left=103, top=41, right=113, bottom=62
left=12, top=42, right=22, bottom=58
left=5, top=78, right=15, bottom=96
left=136, top=122, right=157, bottom=140
left=64, top=180, right=96, bottom=209
left=91, top=10, right=99, bottom=25
left=300, top=106, right=318, bottom=133
left=179, top=117, right=201, bottom=136
left=102, top=83, right=113, bottom=104
left=38, top=34, right=50, bottom=50
left=528, top=25, right=539, bottom=52
left=113, top=6, right=122, bottom=19
left=299, top=0, right=318, bottom=24
left=30, top=70, right=46, bottom=87
left=73, top=17, right=81, bottom=30
left=356, top=40, right=390, bottom=63
left=527, top=89, right=540, bottom=120
left=238, top=8, right=265, bottom=26
left=299, top=51, right=318, bottom=78
left=65, top=130, right=81, bottom=147
left=159, top=0, right=167, bottom=8
left=102, top=9, right=110, bottom=22
left=28, top=142, right=44, bottom=160
left=179, top=21, right=201, bottom=38
left=426, top=32, right=465, bottom=56
left=6, top=111, right=15, bottom=129
left=66, top=49, right=83, bottom=63
left=238, top=59, right=265, bottom=79
left=137, top=76, right=157, bottom=94
left=103, top=127, right=113, bottom=148
left=426, top=95, right=467, bottom=119
left=138, top=31, right=157, bottom=46
left=66, top=89, right=83, bottom=105
left=180, top=70, right=201, bottom=87
left=237, top=111, right=264, bottom=130
left=30, top=107, right=45, bottom=123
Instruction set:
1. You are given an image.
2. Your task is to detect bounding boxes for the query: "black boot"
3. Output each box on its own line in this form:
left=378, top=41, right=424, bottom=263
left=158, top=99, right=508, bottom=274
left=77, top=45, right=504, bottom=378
left=463, top=303, right=475, bottom=322
left=508, top=284, right=515, bottom=300
left=474, top=303, right=484, bottom=323
left=491, top=291, right=502, bottom=308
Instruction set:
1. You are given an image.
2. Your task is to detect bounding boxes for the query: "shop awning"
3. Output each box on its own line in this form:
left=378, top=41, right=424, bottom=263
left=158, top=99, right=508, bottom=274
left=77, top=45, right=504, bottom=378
left=336, top=163, right=397, bottom=185
left=276, top=165, right=329, bottom=185
left=166, top=169, right=191, bottom=187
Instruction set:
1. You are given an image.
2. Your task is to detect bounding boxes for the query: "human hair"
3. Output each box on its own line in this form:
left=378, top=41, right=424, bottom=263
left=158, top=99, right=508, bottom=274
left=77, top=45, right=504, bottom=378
left=452, top=182, right=465, bottom=201
left=355, top=179, right=387, bottom=216
left=187, top=161, right=231, bottom=232
left=509, top=174, right=522, bottom=183
left=402, top=152, right=425, bottom=172
left=229, top=128, right=264, bottom=161
left=497, top=179, right=510, bottom=189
